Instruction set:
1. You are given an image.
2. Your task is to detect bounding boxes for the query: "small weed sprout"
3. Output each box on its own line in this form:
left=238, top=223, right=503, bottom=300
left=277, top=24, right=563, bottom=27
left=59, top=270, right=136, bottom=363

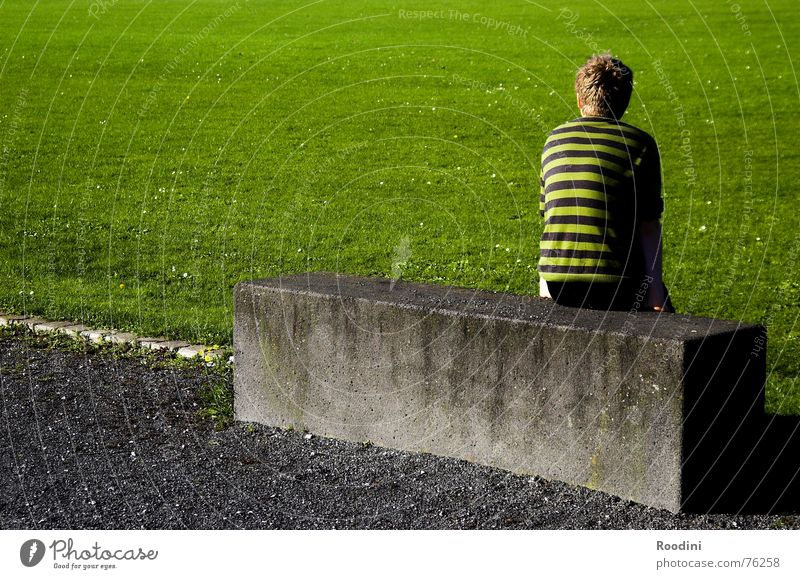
left=197, top=380, right=233, bottom=430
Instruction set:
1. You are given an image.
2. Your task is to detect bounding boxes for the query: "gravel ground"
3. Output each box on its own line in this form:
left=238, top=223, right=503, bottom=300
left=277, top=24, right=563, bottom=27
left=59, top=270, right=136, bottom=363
left=1, top=329, right=798, bottom=530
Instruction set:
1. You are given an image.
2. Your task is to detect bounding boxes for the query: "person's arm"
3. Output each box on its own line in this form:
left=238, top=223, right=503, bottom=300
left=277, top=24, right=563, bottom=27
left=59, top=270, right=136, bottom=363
left=634, top=135, right=673, bottom=312
left=538, top=168, right=551, bottom=297
left=539, top=277, right=552, bottom=299
left=638, top=219, right=671, bottom=311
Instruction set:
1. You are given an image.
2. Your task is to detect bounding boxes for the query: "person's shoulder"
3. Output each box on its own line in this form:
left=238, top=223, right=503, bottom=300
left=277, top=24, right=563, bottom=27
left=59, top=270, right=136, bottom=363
left=544, top=117, right=585, bottom=142
left=548, top=117, right=584, bottom=132
left=544, top=117, right=658, bottom=147
left=615, top=120, right=658, bottom=146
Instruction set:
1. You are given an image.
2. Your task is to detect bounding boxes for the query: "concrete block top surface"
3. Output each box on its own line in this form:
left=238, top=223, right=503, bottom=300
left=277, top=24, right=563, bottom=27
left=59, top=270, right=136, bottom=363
left=237, top=272, right=758, bottom=342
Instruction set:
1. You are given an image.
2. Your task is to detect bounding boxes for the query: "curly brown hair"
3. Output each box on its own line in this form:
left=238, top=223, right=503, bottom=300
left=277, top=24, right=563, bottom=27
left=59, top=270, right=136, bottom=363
left=575, top=54, right=633, bottom=119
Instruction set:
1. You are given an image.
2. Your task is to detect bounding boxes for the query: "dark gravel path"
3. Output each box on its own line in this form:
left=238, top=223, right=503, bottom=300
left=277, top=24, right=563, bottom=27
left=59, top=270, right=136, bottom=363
left=1, top=329, right=797, bottom=530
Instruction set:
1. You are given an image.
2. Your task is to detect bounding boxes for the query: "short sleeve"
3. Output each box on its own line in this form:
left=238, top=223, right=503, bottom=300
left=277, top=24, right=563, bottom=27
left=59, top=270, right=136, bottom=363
left=634, top=136, right=664, bottom=221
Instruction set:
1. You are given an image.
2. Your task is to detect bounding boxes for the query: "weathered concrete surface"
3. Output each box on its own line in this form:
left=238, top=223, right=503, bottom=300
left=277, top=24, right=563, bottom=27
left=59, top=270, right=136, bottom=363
left=234, top=272, right=781, bottom=513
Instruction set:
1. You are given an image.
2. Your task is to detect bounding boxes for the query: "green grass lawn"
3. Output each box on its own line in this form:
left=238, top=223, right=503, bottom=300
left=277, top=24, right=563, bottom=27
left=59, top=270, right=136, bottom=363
left=1, top=0, right=798, bottom=413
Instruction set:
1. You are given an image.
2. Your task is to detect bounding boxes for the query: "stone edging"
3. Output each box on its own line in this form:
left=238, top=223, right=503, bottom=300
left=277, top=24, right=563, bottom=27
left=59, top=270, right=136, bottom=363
left=0, top=313, right=231, bottom=363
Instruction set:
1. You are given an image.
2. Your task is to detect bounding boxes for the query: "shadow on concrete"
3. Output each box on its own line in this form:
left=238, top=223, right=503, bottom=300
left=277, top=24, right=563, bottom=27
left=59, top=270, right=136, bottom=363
left=681, top=333, right=800, bottom=514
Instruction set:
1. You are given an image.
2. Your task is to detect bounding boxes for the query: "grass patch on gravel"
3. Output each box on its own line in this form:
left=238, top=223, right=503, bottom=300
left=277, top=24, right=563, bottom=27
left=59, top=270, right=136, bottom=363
left=198, top=379, right=234, bottom=431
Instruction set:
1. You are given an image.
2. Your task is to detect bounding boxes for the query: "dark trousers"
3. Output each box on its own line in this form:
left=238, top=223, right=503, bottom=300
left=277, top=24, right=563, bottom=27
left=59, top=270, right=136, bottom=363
left=546, top=279, right=650, bottom=311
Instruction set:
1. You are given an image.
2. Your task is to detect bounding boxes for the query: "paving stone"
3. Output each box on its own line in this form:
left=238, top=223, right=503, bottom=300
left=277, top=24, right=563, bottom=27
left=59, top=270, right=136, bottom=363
left=105, top=332, right=137, bottom=344
left=2, top=314, right=232, bottom=377
left=32, top=320, right=73, bottom=333
left=1, top=314, right=227, bottom=368
left=137, top=337, right=168, bottom=349
left=177, top=345, right=205, bottom=358
left=59, top=324, right=89, bottom=337
left=148, top=340, right=190, bottom=352
left=20, top=318, right=50, bottom=330
left=80, top=329, right=114, bottom=343
left=0, top=314, right=31, bottom=327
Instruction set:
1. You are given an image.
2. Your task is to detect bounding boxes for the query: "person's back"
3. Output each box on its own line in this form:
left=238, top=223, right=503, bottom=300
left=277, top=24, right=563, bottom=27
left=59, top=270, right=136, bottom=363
left=538, top=54, right=673, bottom=312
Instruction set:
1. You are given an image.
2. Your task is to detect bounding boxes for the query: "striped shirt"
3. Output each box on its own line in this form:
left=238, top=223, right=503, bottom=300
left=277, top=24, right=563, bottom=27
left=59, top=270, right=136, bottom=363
left=538, top=116, right=663, bottom=283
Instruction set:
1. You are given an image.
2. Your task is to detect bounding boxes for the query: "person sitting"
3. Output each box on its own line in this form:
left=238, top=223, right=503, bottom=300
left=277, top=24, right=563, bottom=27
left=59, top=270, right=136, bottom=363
left=538, top=53, right=673, bottom=312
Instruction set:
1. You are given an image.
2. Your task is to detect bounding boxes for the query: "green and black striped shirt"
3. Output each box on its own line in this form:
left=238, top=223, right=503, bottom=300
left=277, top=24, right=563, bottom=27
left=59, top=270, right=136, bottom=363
left=538, top=116, right=663, bottom=283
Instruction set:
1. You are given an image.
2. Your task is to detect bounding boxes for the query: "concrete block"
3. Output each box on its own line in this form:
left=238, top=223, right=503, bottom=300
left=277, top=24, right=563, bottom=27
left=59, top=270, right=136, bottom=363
left=234, top=272, right=781, bottom=513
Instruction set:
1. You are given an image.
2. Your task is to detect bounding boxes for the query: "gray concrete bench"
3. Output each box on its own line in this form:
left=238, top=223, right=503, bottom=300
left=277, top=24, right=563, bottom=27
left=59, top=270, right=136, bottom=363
left=234, top=272, right=797, bottom=513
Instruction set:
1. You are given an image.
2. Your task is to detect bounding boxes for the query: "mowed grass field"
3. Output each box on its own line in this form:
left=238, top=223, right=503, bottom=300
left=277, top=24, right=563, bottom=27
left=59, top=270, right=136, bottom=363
left=1, top=1, right=798, bottom=413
